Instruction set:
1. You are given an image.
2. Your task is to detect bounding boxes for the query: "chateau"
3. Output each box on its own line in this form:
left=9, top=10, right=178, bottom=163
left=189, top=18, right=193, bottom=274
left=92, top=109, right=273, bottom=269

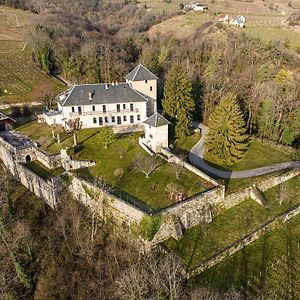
left=43, top=64, right=158, bottom=129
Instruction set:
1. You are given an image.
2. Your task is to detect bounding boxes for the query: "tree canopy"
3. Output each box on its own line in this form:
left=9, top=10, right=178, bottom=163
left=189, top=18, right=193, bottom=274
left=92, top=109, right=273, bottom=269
left=162, top=64, right=195, bottom=139
left=205, top=93, right=248, bottom=167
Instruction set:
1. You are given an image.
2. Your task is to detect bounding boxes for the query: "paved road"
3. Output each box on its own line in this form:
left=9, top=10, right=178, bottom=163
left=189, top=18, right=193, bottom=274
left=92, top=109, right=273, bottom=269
left=189, top=123, right=300, bottom=179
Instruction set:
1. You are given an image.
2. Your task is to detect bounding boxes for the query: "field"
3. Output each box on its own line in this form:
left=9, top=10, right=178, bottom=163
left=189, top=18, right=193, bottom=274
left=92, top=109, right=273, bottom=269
left=144, top=0, right=300, bottom=52
left=165, top=174, right=300, bottom=269
left=193, top=212, right=300, bottom=298
left=0, top=6, right=64, bottom=105
left=17, top=122, right=212, bottom=210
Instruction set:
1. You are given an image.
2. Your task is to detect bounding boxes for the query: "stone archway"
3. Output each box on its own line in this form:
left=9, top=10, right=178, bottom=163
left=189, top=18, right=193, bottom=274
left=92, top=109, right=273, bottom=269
left=25, top=154, right=31, bottom=162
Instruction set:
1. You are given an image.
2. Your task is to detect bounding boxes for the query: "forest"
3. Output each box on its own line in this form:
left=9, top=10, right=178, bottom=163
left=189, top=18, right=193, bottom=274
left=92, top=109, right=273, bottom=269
left=1, top=0, right=299, bottom=147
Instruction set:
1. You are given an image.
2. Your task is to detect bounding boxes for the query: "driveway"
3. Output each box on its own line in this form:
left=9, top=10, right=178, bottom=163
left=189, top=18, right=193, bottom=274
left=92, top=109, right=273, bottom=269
left=189, top=123, right=300, bottom=179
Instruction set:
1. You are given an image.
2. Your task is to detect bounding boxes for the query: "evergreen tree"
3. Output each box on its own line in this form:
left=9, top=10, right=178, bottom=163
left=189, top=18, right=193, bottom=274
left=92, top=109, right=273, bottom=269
left=162, top=64, right=195, bottom=138
left=205, top=93, right=248, bottom=166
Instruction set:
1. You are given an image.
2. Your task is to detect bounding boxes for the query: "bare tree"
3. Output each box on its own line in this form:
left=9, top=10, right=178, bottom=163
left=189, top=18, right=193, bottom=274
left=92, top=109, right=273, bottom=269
left=171, top=155, right=186, bottom=179
left=134, top=154, right=161, bottom=178
left=165, top=182, right=181, bottom=201
left=65, top=118, right=82, bottom=147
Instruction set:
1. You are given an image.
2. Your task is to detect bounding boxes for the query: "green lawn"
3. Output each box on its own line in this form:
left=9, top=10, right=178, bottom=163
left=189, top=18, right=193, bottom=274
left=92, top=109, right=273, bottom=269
left=165, top=175, right=300, bottom=268
left=172, top=132, right=201, bottom=157
left=25, top=161, right=65, bottom=180
left=192, top=213, right=300, bottom=298
left=205, top=139, right=293, bottom=172
left=17, top=122, right=211, bottom=210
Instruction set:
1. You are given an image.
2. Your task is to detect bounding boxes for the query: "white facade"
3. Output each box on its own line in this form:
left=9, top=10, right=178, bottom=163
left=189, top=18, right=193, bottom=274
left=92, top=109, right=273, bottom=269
left=144, top=124, right=169, bottom=153
left=60, top=101, right=147, bottom=129
left=44, top=64, right=158, bottom=130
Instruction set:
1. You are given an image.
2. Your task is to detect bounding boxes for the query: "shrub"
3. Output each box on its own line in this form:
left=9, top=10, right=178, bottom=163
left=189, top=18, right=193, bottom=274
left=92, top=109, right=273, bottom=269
left=139, top=215, right=162, bottom=241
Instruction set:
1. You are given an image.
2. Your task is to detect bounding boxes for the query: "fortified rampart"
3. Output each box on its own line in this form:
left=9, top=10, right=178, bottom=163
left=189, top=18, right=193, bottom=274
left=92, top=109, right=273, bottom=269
left=0, top=130, right=300, bottom=249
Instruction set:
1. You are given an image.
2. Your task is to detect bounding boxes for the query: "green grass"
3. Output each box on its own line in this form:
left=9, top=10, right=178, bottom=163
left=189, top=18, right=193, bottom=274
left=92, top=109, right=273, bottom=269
left=192, top=213, right=300, bottom=297
left=172, top=132, right=201, bottom=157
left=165, top=175, right=300, bottom=268
left=25, top=161, right=65, bottom=180
left=17, top=122, right=211, bottom=210
left=205, top=139, right=292, bottom=172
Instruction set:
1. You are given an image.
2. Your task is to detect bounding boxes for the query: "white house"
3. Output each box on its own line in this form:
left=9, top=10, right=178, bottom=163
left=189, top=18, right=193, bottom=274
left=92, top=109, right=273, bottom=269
left=141, top=112, right=171, bottom=153
left=43, top=64, right=158, bottom=129
left=230, top=17, right=245, bottom=28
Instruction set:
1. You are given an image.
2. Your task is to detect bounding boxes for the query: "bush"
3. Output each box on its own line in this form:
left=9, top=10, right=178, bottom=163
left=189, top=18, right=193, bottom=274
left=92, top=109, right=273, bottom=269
left=139, top=215, right=162, bottom=241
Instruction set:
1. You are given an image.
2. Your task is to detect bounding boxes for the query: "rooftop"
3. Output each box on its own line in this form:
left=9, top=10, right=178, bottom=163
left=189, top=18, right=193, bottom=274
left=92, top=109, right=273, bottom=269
left=0, top=111, right=15, bottom=122
left=59, top=83, right=147, bottom=107
left=0, top=130, right=33, bottom=149
left=143, top=113, right=171, bottom=127
left=125, top=64, right=158, bottom=81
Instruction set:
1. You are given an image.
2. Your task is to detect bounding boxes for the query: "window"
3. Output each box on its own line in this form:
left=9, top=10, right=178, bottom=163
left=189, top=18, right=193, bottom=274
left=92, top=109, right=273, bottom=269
left=117, top=116, right=121, bottom=125
left=150, top=86, right=153, bottom=92
left=149, top=134, right=153, bottom=139
left=130, top=103, right=134, bottom=111
left=92, top=105, right=96, bottom=112
left=105, top=117, right=109, bottom=123
left=137, top=115, right=141, bottom=121
left=103, top=105, right=106, bottom=113
left=93, top=118, right=97, bottom=124
left=145, top=80, right=148, bottom=84
left=123, top=104, right=126, bottom=110
left=78, top=106, right=82, bottom=114
left=123, top=116, right=127, bottom=122
left=117, top=104, right=120, bottom=112
left=99, top=117, right=103, bottom=125
left=130, top=115, right=134, bottom=124
left=71, top=107, right=75, bottom=113
left=112, top=116, right=116, bottom=123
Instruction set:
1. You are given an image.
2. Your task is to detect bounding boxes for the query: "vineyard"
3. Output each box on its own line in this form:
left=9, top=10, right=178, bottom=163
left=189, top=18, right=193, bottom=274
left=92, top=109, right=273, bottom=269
left=0, top=6, right=64, bottom=105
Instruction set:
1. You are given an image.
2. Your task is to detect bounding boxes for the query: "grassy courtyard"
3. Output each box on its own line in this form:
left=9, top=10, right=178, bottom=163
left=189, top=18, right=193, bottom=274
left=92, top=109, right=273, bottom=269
left=165, top=175, right=300, bottom=268
left=17, top=122, right=211, bottom=210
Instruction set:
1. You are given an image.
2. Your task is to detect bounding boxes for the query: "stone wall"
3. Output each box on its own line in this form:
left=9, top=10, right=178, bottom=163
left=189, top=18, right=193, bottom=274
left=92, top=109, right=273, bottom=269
left=224, top=168, right=300, bottom=210
left=35, top=149, right=61, bottom=169
left=161, top=148, right=219, bottom=186
left=16, top=163, right=63, bottom=208
left=69, top=174, right=147, bottom=224
left=187, top=202, right=300, bottom=278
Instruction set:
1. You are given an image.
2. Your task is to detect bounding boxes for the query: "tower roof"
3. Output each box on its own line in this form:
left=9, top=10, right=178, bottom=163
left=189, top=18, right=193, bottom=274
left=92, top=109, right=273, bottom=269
left=143, top=113, right=171, bottom=127
left=125, top=64, right=158, bottom=81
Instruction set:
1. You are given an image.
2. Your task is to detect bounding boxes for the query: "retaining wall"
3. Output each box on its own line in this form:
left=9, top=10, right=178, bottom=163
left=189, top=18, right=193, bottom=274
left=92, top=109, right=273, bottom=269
left=188, top=202, right=300, bottom=278
left=161, top=148, right=219, bottom=186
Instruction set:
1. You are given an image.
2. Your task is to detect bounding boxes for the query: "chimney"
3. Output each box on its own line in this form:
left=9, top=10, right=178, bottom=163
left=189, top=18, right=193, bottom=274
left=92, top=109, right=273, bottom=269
left=105, top=84, right=109, bottom=89
left=112, top=82, right=115, bottom=86
left=88, top=92, right=93, bottom=101
left=116, top=81, right=118, bottom=86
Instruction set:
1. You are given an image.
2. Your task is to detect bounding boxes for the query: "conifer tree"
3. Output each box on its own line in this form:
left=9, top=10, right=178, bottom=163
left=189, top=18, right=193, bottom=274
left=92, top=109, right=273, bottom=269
left=205, top=93, right=248, bottom=166
left=162, top=64, right=195, bottom=138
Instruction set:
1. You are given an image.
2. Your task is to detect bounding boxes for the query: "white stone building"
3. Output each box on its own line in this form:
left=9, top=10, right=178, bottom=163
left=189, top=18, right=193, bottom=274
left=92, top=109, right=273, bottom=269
left=43, top=64, right=158, bottom=129
left=140, top=112, right=171, bottom=153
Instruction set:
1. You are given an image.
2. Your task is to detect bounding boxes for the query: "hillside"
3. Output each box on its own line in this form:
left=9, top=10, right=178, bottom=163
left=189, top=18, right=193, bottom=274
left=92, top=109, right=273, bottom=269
left=0, top=6, right=63, bottom=105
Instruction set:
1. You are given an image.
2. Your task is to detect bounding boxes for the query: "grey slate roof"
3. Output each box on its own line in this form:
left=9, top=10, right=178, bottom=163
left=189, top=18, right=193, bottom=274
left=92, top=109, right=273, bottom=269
left=143, top=113, right=171, bottom=127
left=60, top=83, right=147, bottom=107
left=125, top=64, right=158, bottom=81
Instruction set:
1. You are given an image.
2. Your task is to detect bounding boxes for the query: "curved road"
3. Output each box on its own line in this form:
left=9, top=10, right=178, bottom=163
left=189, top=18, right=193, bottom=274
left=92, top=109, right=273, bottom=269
left=189, top=123, right=300, bottom=179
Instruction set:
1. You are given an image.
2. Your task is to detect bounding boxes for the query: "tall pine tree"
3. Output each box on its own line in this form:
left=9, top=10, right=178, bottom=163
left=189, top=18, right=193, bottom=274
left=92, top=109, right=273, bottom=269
left=205, top=93, right=248, bottom=166
left=162, top=64, right=195, bottom=138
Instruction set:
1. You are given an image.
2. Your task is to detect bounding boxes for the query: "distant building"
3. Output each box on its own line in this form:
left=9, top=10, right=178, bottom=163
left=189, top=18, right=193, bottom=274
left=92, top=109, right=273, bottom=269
left=218, top=14, right=230, bottom=23
left=43, top=64, right=158, bottom=130
left=0, top=112, right=15, bottom=131
left=219, top=14, right=245, bottom=28
left=183, top=2, right=208, bottom=12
